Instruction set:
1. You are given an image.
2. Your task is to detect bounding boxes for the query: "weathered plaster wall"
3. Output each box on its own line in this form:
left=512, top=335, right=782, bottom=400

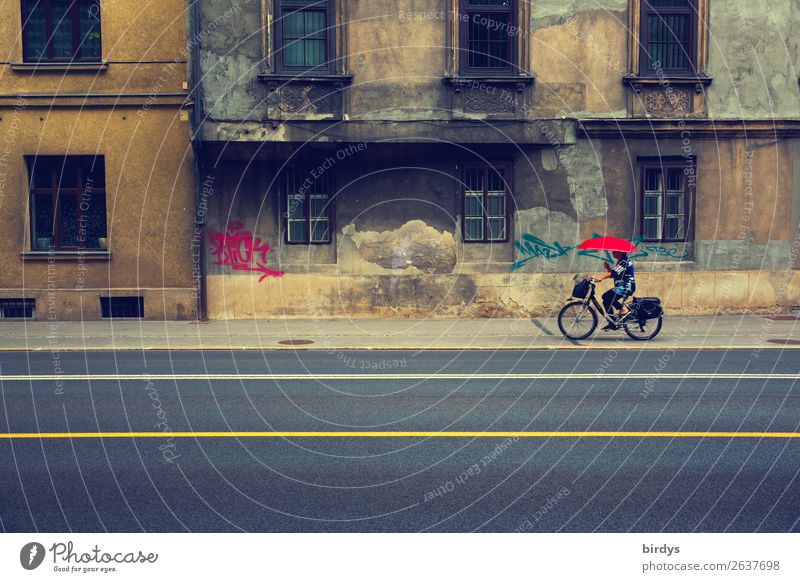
left=531, top=1, right=628, bottom=118
left=199, top=0, right=266, bottom=122
left=0, top=0, right=196, bottom=320
left=706, top=0, right=800, bottom=119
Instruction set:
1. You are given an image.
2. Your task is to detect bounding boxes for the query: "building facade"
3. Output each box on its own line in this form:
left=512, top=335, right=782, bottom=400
left=194, top=0, right=800, bottom=318
left=0, top=0, right=196, bottom=321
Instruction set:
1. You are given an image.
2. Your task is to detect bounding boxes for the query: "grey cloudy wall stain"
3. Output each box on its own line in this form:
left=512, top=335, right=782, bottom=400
left=706, top=0, right=800, bottom=119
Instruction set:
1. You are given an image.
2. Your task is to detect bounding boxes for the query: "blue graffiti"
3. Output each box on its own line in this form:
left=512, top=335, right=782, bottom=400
left=511, top=232, right=689, bottom=271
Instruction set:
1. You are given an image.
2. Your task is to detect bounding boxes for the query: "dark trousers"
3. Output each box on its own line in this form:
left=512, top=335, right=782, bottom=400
left=602, top=289, right=625, bottom=315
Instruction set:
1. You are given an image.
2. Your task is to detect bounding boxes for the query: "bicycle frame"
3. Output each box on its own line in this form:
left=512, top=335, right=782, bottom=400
left=580, top=281, right=618, bottom=324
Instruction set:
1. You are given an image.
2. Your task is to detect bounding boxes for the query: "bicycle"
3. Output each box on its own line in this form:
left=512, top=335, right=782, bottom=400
left=557, top=279, right=663, bottom=341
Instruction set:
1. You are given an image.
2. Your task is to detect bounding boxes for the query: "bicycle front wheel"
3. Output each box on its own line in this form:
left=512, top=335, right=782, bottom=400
left=624, top=316, right=663, bottom=341
left=558, top=301, right=598, bottom=340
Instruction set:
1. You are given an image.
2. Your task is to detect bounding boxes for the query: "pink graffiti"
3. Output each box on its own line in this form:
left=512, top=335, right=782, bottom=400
left=209, top=221, right=284, bottom=281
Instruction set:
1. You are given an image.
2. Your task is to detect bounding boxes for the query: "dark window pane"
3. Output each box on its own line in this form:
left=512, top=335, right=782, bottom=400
left=311, top=219, right=329, bottom=242
left=23, top=1, right=48, bottom=60
left=310, top=195, right=328, bottom=218
left=467, top=0, right=511, bottom=5
left=644, top=168, right=662, bottom=191
left=58, top=194, right=78, bottom=246
left=488, top=217, right=506, bottom=240
left=79, top=0, right=102, bottom=59
left=465, top=194, right=483, bottom=217
left=644, top=217, right=661, bottom=240
left=288, top=220, right=307, bottom=242
left=29, top=160, right=53, bottom=189
left=647, top=13, right=690, bottom=70
left=81, top=193, right=107, bottom=248
left=465, top=218, right=483, bottom=241
left=32, top=194, right=54, bottom=249
left=282, top=8, right=327, bottom=67
left=52, top=0, right=74, bottom=59
left=665, top=216, right=684, bottom=239
left=288, top=195, right=306, bottom=219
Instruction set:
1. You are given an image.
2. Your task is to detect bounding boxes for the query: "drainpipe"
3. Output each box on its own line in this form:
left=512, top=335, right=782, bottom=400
left=189, top=0, right=208, bottom=321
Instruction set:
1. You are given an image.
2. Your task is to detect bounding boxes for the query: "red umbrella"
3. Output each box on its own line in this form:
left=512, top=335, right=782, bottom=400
left=577, top=236, right=636, bottom=253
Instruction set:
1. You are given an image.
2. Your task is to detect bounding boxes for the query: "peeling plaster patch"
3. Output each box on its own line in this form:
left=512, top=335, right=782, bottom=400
left=558, top=140, right=608, bottom=219
left=532, top=0, right=627, bottom=27
left=344, top=220, right=457, bottom=274
left=541, top=149, right=559, bottom=171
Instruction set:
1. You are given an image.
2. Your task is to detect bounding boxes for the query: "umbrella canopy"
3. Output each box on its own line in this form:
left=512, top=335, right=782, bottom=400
left=577, top=236, right=636, bottom=253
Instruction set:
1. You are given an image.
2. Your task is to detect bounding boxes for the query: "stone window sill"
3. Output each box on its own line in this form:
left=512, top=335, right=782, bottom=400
left=623, top=75, right=712, bottom=92
left=11, top=62, right=108, bottom=73
left=21, top=251, right=112, bottom=261
left=258, top=73, right=353, bottom=84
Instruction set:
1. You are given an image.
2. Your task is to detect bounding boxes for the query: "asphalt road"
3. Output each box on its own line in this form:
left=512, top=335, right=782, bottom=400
left=0, top=348, right=798, bottom=532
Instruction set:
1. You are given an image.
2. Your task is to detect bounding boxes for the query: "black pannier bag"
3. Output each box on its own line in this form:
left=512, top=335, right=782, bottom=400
left=572, top=279, right=591, bottom=299
left=631, top=297, right=663, bottom=320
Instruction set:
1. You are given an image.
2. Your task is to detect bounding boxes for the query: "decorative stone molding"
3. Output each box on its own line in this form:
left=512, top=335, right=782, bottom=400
left=260, top=74, right=352, bottom=121
left=624, top=76, right=712, bottom=118
left=625, top=0, right=712, bottom=118
left=444, top=76, right=534, bottom=119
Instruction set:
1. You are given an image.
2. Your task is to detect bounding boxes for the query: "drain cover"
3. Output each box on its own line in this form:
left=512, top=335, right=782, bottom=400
left=278, top=339, right=314, bottom=346
left=767, top=339, right=800, bottom=345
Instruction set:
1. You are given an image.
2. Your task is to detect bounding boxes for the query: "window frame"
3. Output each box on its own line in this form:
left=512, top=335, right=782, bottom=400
left=274, top=0, right=335, bottom=74
left=27, top=155, right=107, bottom=251
left=21, top=0, right=102, bottom=63
left=639, top=0, right=697, bottom=77
left=461, top=162, right=512, bottom=244
left=638, top=157, right=695, bottom=243
left=458, top=0, right=518, bottom=76
left=282, top=167, right=335, bottom=245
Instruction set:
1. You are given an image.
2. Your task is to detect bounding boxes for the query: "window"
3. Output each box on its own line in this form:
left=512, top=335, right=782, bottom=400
left=22, top=0, right=102, bottom=62
left=100, top=297, right=144, bottom=318
left=459, top=0, right=517, bottom=74
left=28, top=156, right=107, bottom=250
left=284, top=168, right=332, bottom=244
left=274, top=0, right=332, bottom=72
left=462, top=164, right=510, bottom=242
left=640, top=0, right=696, bottom=75
left=640, top=160, right=694, bottom=242
left=0, top=299, right=36, bottom=319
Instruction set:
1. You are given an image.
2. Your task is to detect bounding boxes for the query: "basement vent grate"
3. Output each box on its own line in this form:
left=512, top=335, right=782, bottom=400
left=100, top=297, right=144, bottom=319
left=0, top=298, right=35, bottom=319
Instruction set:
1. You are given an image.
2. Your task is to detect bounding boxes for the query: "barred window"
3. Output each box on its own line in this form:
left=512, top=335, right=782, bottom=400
left=459, top=0, right=517, bottom=74
left=275, top=0, right=332, bottom=72
left=640, top=0, right=695, bottom=75
left=462, top=164, right=510, bottom=243
left=641, top=160, right=694, bottom=242
left=284, top=169, right=332, bottom=244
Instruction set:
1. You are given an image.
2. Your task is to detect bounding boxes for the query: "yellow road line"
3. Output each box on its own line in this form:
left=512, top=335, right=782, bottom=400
left=0, top=345, right=797, bottom=352
left=1, top=432, right=798, bottom=439
left=1, top=373, right=799, bottom=381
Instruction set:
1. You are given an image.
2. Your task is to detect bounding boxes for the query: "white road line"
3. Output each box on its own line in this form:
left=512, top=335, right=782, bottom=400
left=0, top=373, right=798, bottom=381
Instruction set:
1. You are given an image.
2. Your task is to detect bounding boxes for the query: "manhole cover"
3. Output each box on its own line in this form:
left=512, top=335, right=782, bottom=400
left=767, top=339, right=800, bottom=345
left=278, top=339, right=314, bottom=346
left=765, top=315, right=800, bottom=321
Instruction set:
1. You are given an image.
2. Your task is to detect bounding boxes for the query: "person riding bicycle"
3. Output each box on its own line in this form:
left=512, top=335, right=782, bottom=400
left=591, top=251, right=635, bottom=329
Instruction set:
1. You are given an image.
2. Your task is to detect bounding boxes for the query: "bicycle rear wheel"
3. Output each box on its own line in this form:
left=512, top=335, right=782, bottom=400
left=558, top=301, right=598, bottom=340
left=624, top=316, right=663, bottom=341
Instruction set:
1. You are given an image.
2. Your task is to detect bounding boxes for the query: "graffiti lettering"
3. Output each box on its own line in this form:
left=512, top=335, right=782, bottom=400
left=511, top=232, right=689, bottom=271
left=209, top=222, right=283, bottom=281
left=511, top=234, right=574, bottom=270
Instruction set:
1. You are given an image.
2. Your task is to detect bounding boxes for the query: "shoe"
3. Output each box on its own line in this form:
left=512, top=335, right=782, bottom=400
left=602, top=322, right=618, bottom=331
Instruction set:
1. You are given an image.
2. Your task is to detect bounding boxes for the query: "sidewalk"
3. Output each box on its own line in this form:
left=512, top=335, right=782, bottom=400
left=0, top=315, right=798, bottom=350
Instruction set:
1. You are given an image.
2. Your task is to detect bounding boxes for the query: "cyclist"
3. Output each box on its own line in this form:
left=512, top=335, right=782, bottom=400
left=591, top=251, right=635, bottom=329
